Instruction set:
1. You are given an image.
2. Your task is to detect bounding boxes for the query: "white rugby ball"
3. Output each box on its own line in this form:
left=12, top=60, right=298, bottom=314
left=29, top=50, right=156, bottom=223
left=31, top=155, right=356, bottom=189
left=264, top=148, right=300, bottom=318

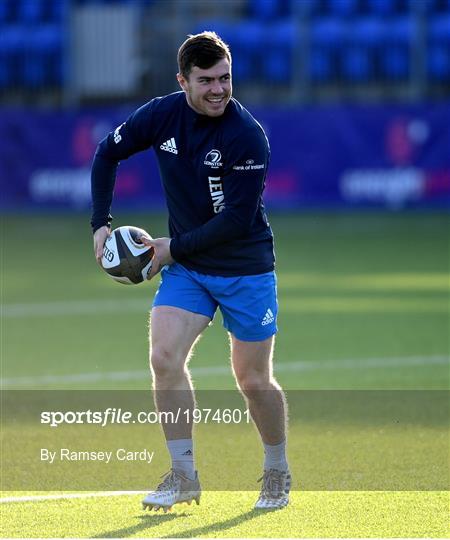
left=101, top=226, right=153, bottom=285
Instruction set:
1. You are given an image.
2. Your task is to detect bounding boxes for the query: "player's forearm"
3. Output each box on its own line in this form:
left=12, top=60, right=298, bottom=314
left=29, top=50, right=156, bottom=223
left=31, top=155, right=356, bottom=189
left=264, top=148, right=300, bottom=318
left=90, top=150, right=119, bottom=233
left=170, top=206, right=257, bottom=259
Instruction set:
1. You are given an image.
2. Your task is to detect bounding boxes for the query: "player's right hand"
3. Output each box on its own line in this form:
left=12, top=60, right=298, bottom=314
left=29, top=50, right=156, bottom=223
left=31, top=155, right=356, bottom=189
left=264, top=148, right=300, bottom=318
left=93, top=225, right=111, bottom=265
left=140, top=236, right=174, bottom=280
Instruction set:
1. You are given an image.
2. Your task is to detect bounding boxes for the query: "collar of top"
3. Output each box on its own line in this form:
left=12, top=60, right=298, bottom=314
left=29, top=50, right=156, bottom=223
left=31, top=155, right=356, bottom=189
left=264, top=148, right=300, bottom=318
left=182, top=93, right=229, bottom=126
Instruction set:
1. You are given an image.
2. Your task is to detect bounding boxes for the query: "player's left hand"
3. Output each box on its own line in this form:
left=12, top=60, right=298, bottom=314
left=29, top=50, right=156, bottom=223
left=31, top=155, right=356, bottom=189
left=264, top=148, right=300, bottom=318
left=139, top=236, right=174, bottom=280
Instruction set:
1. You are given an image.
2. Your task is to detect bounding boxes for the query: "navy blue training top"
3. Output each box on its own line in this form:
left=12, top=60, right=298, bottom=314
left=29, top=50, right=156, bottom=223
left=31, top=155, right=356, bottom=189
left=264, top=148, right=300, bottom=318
left=91, top=91, right=275, bottom=276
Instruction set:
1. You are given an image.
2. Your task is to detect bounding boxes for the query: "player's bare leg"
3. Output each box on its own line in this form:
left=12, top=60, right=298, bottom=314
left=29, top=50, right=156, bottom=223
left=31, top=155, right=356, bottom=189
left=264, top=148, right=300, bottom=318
left=231, top=335, right=291, bottom=509
left=142, top=306, right=210, bottom=511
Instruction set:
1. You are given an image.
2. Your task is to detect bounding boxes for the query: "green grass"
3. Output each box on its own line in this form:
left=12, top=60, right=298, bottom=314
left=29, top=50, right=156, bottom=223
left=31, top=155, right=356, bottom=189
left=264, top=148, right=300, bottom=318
left=2, top=212, right=448, bottom=389
left=1, top=212, right=449, bottom=537
left=1, top=491, right=448, bottom=538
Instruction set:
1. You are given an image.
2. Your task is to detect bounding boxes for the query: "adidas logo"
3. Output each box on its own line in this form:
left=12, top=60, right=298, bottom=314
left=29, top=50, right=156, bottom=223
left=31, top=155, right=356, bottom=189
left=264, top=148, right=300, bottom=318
left=261, top=308, right=275, bottom=326
left=160, top=137, right=178, bottom=154
left=181, top=449, right=192, bottom=456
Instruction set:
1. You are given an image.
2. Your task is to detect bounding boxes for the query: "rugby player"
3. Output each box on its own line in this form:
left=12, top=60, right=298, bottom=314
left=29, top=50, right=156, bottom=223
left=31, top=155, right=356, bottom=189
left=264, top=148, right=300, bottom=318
left=91, top=31, right=290, bottom=510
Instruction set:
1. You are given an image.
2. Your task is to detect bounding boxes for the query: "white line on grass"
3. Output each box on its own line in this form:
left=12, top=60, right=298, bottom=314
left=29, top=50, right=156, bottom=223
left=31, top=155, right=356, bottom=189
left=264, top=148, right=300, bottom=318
left=0, top=491, right=147, bottom=504
left=1, top=355, right=448, bottom=388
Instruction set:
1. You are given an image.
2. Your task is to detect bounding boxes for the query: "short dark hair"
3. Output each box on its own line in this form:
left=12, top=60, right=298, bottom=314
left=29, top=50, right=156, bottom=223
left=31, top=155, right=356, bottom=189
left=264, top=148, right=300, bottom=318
left=178, top=31, right=231, bottom=79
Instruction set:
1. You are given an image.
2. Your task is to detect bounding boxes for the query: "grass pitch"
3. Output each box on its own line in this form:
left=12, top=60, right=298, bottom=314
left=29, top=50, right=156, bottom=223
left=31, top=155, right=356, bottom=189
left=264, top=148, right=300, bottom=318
left=1, top=211, right=449, bottom=537
left=1, top=491, right=448, bottom=538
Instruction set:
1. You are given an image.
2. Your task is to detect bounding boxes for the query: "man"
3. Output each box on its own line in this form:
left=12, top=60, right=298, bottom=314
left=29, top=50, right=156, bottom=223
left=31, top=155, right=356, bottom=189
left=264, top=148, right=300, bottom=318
left=91, top=31, right=290, bottom=511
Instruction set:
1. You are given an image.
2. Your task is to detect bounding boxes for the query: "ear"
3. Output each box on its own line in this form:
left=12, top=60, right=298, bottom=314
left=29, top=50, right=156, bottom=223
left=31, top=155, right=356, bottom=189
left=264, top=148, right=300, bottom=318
left=177, top=73, right=187, bottom=91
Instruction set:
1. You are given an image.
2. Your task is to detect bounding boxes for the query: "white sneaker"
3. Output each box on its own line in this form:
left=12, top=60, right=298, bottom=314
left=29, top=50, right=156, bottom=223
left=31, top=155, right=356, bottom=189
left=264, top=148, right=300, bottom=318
left=254, top=468, right=291, bottom=509
left=142, top=469, right=201, bottom=512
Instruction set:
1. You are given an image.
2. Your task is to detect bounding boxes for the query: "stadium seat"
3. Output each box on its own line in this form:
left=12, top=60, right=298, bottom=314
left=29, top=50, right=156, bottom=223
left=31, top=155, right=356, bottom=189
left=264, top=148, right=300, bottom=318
left=310, top=17, right=346, bottom=82
left=366, top=0, right=398, bottom=15
left=0, top=1, right=12, bottom=23
left=22, top=24, right=64, bottom=87
left=348, top=16, right=385, bottom=45
left=428, top=43, right=450, bottom=79
left=289, top=0, right=320, bottom=15
left=381, top=46, right=409, bottom=78
left=428, top=15, right=450, bottom=80
left=311, top=17, right=347, bottom=46
left=429, top=14, right=450, bottom=41
left=379, top=17, right=413, bottom=80
left=309, top=48, right=335, bottom=81
left=248, top=0, right=281, bottom=19
left=340, top=17, right=384, bottom=81
left=341, top=47, right=372, bottom=80
left=263, top=20, right=297, bottom=82
left=48, top=0, right=69, bottom=23
left=405, top=0, right=439, bottom=13
left=233, top=21, right=265, bottom=80
left=18, top=0, right=45, bottom=23
left=327, top=0, right=359, bottom=16
left=0, top=24, right=25, bottom=87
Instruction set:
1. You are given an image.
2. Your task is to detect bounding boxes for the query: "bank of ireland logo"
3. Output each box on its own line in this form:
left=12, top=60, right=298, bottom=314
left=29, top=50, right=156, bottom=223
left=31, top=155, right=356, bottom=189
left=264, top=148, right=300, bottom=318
left=204, top=149, right=223, bottom=169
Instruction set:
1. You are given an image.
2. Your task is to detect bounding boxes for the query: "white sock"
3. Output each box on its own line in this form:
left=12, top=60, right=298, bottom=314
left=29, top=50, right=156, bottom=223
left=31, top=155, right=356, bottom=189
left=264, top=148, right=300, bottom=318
left=263, top=439, right=289, bottom=471
left=167, top=438, right=195, bottom=478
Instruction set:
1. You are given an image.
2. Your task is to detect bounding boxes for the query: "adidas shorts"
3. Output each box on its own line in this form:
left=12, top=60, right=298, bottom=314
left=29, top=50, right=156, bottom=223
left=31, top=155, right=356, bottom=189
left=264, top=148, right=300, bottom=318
left=153, top=263, right=278, bottom=341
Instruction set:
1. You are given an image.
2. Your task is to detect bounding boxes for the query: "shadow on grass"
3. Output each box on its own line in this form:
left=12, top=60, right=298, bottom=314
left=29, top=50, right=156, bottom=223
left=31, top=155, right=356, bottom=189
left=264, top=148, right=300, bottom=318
left=95, top=508, right=268, bottom=538
left=160, top=508, right=268, bottom=538
left=93, top=512, right=188, bottom=538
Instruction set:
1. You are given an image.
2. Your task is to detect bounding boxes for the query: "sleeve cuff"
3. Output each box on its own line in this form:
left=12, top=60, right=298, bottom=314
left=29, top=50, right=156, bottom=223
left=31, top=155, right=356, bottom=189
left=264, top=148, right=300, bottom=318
left=91, top=214, right=113, bottom=234
left=170, top=237, right=182, bottom=261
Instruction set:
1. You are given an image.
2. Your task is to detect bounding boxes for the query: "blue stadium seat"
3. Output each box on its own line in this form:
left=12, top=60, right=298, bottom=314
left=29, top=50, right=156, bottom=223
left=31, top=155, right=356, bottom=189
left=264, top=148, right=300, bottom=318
left=341, top=17, right=385, bottom=82
left=327, top=0, right=359, bottom=16
left=309, top=48, right=334, bottom=81
left=366, top=0, right=398, bottom=15
left=0, top=24, right=26, bottom=86
left=49, top=0, right=69, bottom=22
left=428, top=15, right=450, bottom=80
left=0, top=24, right=26, bottom=53
left=341, top=47, right=372, bottom=80
left=22, top=24, right=64, bottom=87
left=405, top=0, right=439, bottom=13
left=388, top=15, right=414, bottom=41
left=379, top=17, right=413, bottom=80
left=381, top=46, right=410, bottom=78
left=311, top=17, right=346, bottom=46
left=310, top=17, right=346, bottom=82
left=0, top=61, right=10, bottom=89
left=28, top=24, right=63, bottom=54
left=349, top=16, right=385, bottom=45
left=289, top=0, right=320, bottom=15
left=18, top=0, right=45, bottom=23
left=233, top=21, right=265, bottom=80
left=428, top=43, right=450, bottom=79
left=263, top=19, right=297, bottom=82
left=248, top=0, right=281, bottom=19
left=429, top=14, right=450, bottom=41
left=0, top=1, right=12, bottom=23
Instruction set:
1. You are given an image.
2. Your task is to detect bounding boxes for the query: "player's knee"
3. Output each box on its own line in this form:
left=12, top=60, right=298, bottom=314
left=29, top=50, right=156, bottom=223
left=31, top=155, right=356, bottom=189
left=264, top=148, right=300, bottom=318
left=235, top=369, right=270, bottom=395
left=150, top=347, right=184, bottom=379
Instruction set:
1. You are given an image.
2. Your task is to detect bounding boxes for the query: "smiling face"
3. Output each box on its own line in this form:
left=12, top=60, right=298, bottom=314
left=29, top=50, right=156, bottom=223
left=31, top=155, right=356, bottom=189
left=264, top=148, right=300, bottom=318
left=177, top=58, right=232, bottom=118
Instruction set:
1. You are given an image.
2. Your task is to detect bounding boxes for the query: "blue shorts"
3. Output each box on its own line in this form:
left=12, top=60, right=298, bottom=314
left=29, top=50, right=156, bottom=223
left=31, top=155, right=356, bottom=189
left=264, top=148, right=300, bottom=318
left=153, top=263, right=278, bottom=342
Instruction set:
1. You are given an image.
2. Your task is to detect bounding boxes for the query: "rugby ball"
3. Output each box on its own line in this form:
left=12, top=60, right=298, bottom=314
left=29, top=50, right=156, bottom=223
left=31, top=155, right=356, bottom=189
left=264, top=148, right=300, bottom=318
left=101, top=226, right=153, bottom=285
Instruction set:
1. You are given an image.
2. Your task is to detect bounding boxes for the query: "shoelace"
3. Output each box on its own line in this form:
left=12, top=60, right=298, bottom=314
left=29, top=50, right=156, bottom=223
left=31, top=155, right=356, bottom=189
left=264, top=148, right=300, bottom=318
left=257, top=469, right=286, bottom=498
left=156, top=469, right=188, bottom=492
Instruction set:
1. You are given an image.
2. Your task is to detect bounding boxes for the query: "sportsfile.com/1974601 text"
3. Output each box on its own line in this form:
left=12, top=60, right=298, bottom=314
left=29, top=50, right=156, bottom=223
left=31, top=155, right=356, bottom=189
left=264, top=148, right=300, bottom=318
left=40, top=408, right=251, bottom=427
